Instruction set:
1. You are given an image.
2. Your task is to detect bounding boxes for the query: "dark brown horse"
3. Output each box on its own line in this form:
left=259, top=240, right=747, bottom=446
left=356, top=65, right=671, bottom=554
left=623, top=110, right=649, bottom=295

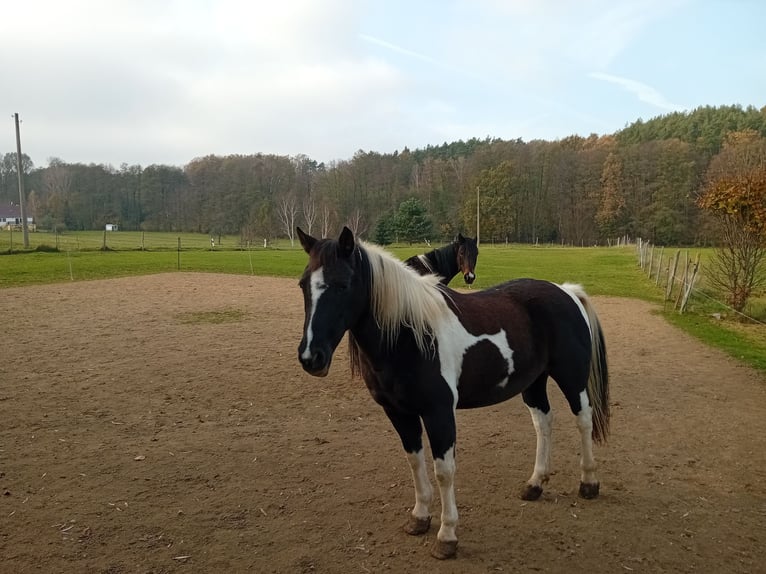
left=403, top=234, right=478, bottom=285
left=296, top=226, right=610, bottom=560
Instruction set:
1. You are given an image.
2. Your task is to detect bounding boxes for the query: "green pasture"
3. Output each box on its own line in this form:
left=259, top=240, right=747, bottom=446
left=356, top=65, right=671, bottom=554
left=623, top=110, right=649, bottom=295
left=1, top=231, right=764, bottom=374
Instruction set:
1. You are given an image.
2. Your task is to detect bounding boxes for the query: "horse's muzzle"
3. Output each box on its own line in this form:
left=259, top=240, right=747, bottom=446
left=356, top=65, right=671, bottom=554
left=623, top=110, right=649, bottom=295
left=299, top=347, right=331, bottom=377
left=464, top=272, right=476, bottom=285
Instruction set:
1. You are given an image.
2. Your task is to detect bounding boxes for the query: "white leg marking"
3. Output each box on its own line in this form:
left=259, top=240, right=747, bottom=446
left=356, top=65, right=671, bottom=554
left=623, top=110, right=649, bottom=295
left=433, top=447, right=458, bottom=543
left=526, top=406, right=553, bottom=488
left=300, top=268, right=326, bottom=360
left=406, top=449, right=433, bottom=520
left=577, top=390, right=598, bottom=485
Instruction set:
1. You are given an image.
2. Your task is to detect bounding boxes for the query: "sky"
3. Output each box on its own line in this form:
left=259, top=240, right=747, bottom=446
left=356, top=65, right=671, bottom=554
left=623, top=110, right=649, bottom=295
left=3, top=0, right=764, bottom=169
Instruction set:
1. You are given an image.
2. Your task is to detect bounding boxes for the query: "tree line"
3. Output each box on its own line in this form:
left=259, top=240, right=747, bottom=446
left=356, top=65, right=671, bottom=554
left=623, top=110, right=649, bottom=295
left=2, top=104, right=765, bottom=247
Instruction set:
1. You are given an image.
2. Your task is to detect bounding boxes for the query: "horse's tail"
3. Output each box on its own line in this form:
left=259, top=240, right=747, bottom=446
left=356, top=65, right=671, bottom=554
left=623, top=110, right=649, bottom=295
left=562, top=283, right=610, bottom=444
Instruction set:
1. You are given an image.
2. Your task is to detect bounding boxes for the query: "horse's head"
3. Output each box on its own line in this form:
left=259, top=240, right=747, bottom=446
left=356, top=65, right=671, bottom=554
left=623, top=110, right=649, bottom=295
left=296, top=226, right=366, bottom=377
left=456, top=233, right=479, bottom=285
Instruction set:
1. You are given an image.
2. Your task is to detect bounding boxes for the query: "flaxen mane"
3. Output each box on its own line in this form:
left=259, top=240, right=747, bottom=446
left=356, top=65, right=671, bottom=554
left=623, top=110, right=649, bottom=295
left=349, top=242, right=449, bottom=376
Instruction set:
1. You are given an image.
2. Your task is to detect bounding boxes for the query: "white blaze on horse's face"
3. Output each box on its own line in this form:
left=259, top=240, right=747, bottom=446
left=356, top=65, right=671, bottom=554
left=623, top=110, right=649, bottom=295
left=299, top=267, right=330, bottom=375
left=301, top=267, right=327, bottom=359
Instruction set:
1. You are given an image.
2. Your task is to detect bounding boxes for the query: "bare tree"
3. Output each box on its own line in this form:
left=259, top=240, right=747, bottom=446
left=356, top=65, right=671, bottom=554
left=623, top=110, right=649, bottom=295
left=320, top=203, right=333, bottom=238
left=347, top=208, right=368, bottom=238
left=277, top=195, right=299, bottom=246
left=302, top=196, right=317, bottom=235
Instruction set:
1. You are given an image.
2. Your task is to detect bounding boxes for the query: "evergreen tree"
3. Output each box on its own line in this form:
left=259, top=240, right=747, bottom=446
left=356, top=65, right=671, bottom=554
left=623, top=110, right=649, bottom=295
left=394, top=198, right=433, bottom=244
left=374, top=211, right=396, bottom=245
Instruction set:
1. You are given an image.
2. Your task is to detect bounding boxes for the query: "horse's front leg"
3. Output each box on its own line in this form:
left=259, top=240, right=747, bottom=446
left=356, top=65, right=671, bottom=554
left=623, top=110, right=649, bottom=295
left=422, top=408, right=459, bottom=559
left=383, top=407, right=433, bottom=535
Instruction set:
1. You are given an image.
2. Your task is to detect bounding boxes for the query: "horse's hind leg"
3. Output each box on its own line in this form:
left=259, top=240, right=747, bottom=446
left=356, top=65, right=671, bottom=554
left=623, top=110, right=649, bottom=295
left=383, top=407, right=433, bottom=535
left=520, top=373, right=553, bottom=501
left=556, top=380, right=600, bottom=499
left=572, top=389, right=600, bottom=499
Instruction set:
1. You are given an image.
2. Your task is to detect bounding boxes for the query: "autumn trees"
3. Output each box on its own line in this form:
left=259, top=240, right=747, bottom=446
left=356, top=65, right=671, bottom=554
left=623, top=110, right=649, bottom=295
left=697, top=130, right=766, bottom=311
left=5, top=104, right=766, bottom=261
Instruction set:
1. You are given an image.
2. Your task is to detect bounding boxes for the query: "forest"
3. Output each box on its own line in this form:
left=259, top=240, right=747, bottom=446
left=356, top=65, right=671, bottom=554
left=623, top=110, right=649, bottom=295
left=2, top=104, right=765, bottom=247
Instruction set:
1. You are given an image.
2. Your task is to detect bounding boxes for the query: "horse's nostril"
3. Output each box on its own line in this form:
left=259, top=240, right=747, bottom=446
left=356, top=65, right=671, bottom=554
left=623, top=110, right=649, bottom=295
left=300, top=348, right=328, bottom=374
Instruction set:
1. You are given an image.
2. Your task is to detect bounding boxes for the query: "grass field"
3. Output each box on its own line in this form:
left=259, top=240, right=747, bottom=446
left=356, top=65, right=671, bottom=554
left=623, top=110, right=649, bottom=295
left=1, top=230, right=764, bottom=373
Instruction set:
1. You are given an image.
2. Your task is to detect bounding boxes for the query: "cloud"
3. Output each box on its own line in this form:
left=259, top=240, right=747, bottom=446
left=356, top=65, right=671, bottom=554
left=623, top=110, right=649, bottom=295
left=589, top=72, right=683, bottom=111
left=359, top=34, right=443, bottom=68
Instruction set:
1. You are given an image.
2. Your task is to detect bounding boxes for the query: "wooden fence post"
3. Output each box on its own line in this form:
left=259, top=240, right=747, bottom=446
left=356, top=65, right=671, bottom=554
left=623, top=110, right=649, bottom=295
left=655, top=247, right=664, bottom=286
left=679, top=253, right=701, bottom=313
left=675, top=251, right=690, bottom=310
left=666, top=250, right=680, bottom=301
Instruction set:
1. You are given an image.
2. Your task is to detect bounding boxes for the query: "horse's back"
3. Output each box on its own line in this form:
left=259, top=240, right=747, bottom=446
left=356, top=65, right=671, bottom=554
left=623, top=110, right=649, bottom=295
left=451, top=278, right=592, bottom=364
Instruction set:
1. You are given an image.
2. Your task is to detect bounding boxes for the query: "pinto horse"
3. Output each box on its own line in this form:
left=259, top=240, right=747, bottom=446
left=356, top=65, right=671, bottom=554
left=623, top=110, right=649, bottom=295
left=296, top=226, right=610, bottom=560
left=403, top=234, right=479, bottom=285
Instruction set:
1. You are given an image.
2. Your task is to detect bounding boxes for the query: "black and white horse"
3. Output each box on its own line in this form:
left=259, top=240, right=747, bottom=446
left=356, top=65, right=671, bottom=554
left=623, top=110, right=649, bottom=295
left=403, top=234, right=479, bottom=285
left=296, top=226, right=610, bottom=560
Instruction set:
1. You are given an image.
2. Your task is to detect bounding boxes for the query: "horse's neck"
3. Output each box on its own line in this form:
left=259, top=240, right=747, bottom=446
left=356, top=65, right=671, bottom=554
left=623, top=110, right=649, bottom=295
left=426, top=244, right=458, bottom=283
left=350, top=311, right=390, bottom=362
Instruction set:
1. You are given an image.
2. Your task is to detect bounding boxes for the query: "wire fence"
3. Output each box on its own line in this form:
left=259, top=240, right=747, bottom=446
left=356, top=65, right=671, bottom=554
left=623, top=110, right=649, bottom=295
left=636, top=238, right=765, bottom=326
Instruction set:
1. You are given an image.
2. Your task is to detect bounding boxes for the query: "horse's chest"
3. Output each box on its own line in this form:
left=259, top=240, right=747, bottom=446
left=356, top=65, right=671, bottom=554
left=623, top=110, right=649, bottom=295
left=360, top=360, right=445, bottom=413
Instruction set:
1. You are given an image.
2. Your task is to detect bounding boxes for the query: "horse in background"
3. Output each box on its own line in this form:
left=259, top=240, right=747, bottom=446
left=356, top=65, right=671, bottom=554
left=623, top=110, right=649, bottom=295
left=404, top=234, right=478, bottom=286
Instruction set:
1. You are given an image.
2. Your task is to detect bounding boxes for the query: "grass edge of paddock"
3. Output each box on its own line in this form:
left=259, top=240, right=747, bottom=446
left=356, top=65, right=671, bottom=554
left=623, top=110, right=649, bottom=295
left=1, top=241, right=764, bottom=376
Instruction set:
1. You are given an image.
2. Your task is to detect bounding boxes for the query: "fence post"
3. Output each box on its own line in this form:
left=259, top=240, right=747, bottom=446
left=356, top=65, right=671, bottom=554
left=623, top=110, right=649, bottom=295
left=655, top=247, right=664, bottom=286
left=177, top=237, right=181, bottom=270
left=674, top=251, right=690, bottom=310
left=679, top=253, right=701, bottom=313
left=666, top=250, right=680, bottom=301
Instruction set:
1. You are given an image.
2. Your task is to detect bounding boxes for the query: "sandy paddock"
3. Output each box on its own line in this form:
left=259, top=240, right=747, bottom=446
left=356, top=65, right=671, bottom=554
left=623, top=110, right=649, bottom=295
left=1, top=273, right=764, bottom=573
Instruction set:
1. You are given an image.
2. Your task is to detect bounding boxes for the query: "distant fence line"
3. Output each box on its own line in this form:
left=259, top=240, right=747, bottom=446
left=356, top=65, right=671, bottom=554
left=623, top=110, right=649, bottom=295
left=637, top=238, right=700, bottom=313
left=0, top=229, right=292, bottom=253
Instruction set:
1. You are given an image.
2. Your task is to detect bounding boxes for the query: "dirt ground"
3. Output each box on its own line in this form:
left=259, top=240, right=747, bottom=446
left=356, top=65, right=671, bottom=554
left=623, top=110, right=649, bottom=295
left=1, top=272, right=764, bottom=574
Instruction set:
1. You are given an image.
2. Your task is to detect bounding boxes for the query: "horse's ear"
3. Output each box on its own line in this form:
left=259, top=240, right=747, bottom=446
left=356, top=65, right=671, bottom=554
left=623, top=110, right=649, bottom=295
left=297, top=227, right=316, bottom=254
left=338, top=226, right=355, bottom=258
left=456, top=233, right=466, bottom=244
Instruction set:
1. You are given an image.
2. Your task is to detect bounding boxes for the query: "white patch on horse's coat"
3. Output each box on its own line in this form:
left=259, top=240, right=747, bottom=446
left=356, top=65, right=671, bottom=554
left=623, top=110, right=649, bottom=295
left=576, top=389, right=598, bottom=484
left=434, top=317, right=514, bottom=405
left=526, top=407, right=553, bottom=488
left=557, top=282, right=591, bottom=336
left=301, top=267, right=326, bottom=360
left=406, top=449, right=433, bottom=520
left=433, top=447, right=458, bottom=543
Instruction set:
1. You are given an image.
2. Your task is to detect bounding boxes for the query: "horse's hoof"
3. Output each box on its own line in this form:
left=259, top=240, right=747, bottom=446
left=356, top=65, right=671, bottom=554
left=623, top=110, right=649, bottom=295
left=520, top=484, right=543, bottom=501
left=431, top=539, right=458, bottom=560
left=579, top=481, right=600, bottom=499
left=404, top=515, right=431, bottom=536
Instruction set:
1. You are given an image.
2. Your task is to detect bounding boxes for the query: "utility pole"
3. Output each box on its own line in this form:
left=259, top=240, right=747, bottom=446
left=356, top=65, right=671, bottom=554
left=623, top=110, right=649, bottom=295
left=14, top=113, right=30, bottom=249
left=476, top=186, right=480, bottom=247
